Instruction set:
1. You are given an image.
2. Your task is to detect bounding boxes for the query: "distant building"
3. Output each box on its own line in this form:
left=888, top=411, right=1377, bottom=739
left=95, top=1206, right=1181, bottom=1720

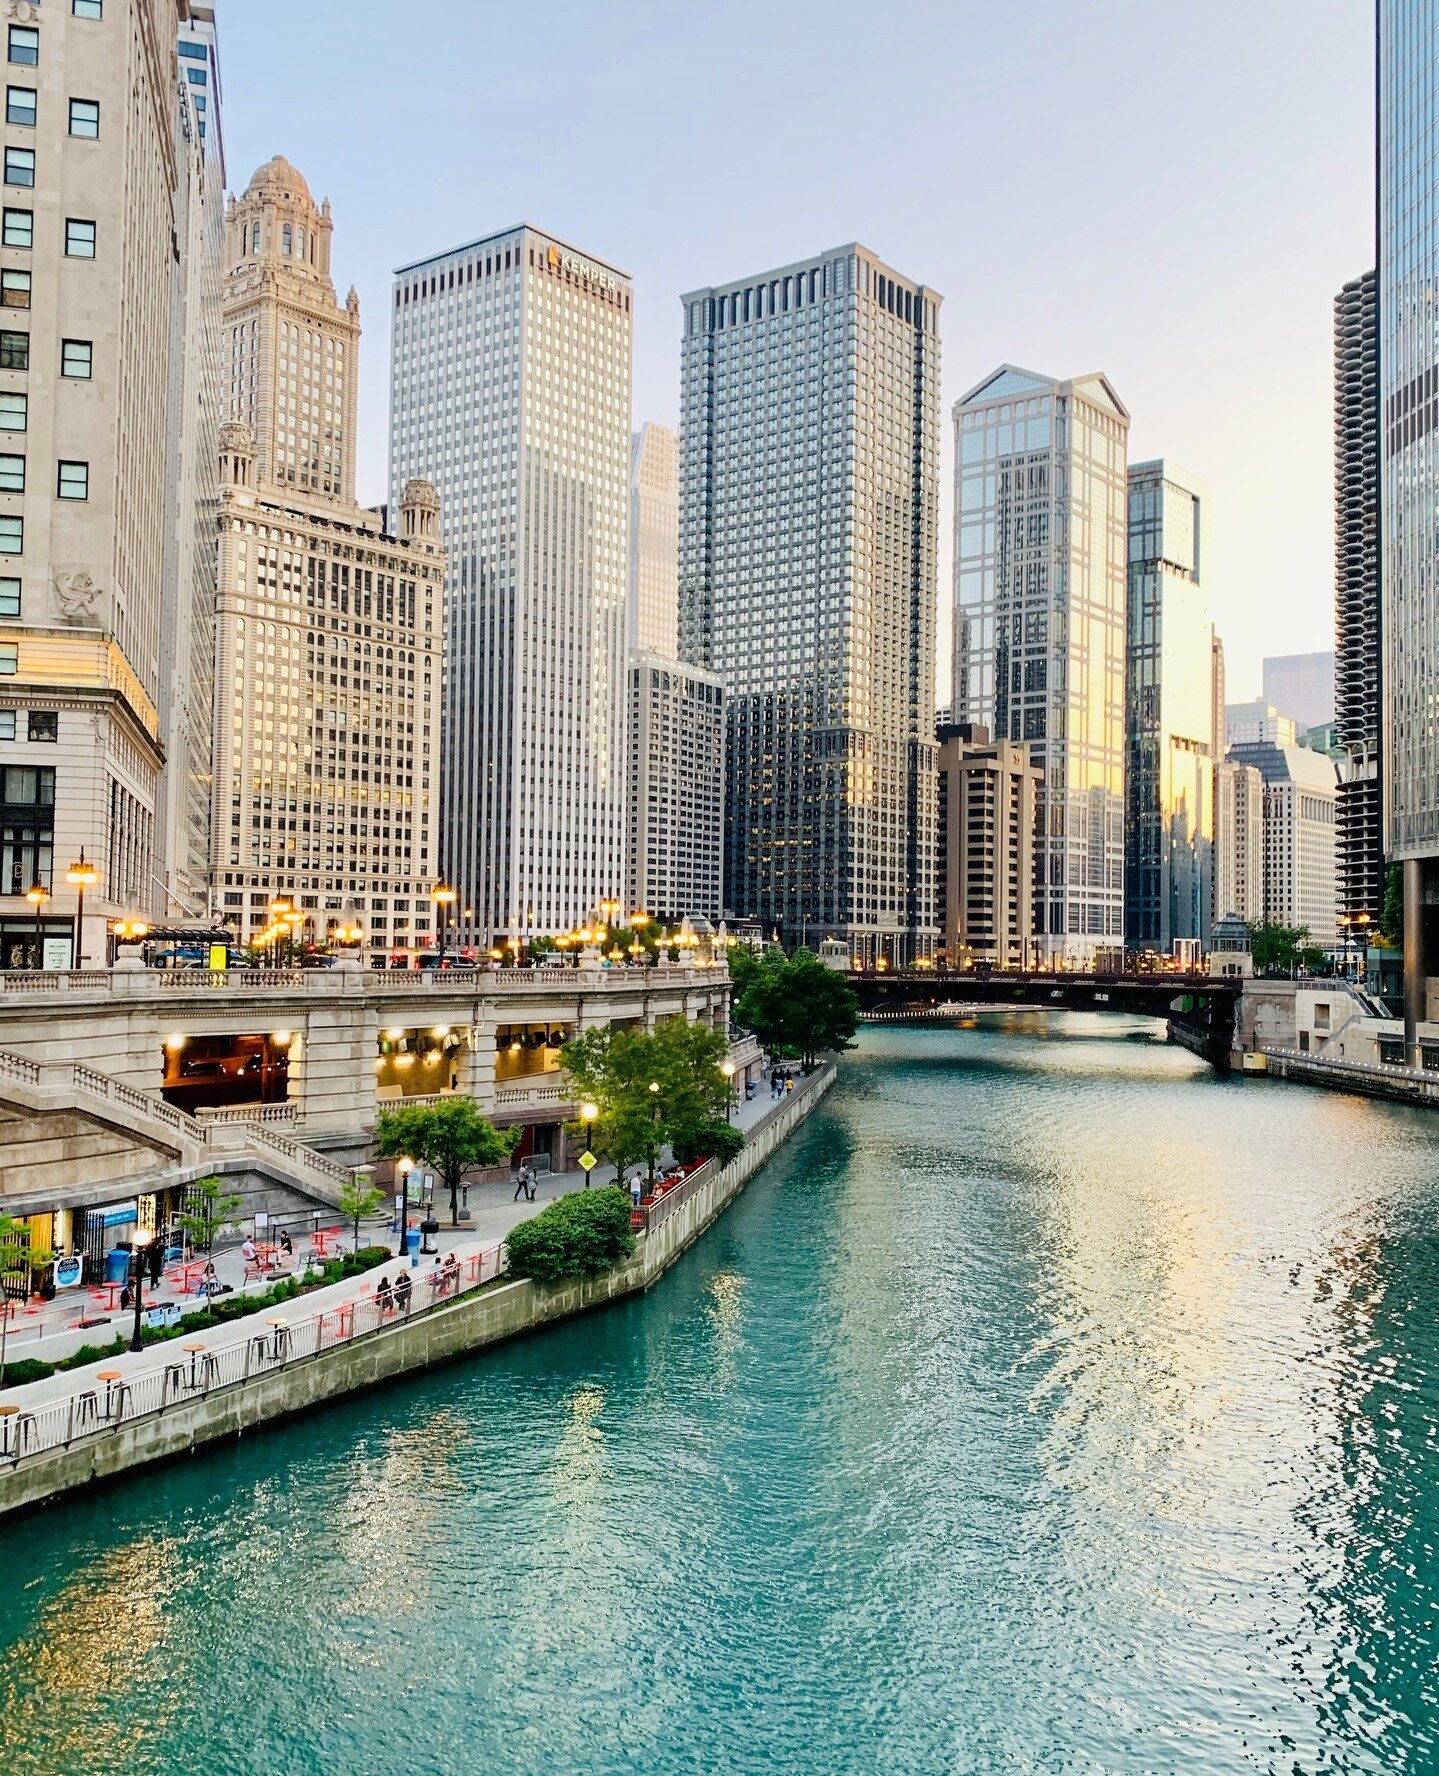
left=1211, top=633, right=1226, bottom=766
left=1262, top=652, right=1335, bottom=731
left=935, top=722, right=1039, bottom=969
left=680, top=245, right=941, bottom=965
left=1225, top=702, right=1299, bottom=748
left=1228, top=740, right=1339, bottom=944
left=1124, top=461, right=1214, bottom=954
left=953, top=366, right=1130, bottom=964
left=626, top=650, right=723, bottom=923
left=1334, top=268, right=1382, bottom=928
left=1214, top=758, right=1265, bottom=925
left=629, top=422, right=679, bottom=656
left=1302, top=721, right=1343, bottom=761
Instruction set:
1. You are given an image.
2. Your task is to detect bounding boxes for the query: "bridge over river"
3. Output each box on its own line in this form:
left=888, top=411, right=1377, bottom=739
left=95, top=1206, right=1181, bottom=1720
left=849, top=970, right=1240, bottom=1068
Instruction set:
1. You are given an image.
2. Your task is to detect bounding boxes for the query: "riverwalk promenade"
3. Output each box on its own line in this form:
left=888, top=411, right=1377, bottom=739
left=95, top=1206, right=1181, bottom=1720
left=0, top=1066, right=833, bottom=1517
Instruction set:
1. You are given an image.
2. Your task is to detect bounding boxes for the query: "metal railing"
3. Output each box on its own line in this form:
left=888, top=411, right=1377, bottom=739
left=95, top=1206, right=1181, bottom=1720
left=1262, top=1046, right=1439, bottom=1089
left=0, top=1242, right=510, bottom=1471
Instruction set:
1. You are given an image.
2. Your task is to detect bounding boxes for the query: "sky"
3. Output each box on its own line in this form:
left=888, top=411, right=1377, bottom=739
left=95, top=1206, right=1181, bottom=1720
left=218, top=0, right=1372, bottom=704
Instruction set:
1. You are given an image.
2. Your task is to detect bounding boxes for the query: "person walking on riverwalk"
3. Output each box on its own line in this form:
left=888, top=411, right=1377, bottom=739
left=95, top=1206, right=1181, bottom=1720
left=630, top=1173, right=643, bottom=1209
left=513, top=1165, right=530, bottom=1203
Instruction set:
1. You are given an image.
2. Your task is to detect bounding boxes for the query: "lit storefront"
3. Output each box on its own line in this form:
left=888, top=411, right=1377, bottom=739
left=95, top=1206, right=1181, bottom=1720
left=160, top=1031, right=295, bottom=1114
left=375, top=1024, right=468, bottom=1100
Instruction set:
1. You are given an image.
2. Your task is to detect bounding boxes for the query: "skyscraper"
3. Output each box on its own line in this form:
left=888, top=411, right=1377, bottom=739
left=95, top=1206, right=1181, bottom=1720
left=1380, top=0, right=1439, bottom=1048
left=1228, top=739, right=1339, bottom=944
left=391, top=228, right=631, bottom=945
left=935, top=722, right=1039, bottom=969
left=679, top=246, right=940, bottom=964
left=211, top=159, right=445, bottom=960
left=0, top=0, right=220, bottom=967
left=1261, top=652, right=1336, bottom=731
left=1214, top=757, right=1265, bottom=925
left=1335, top=269, right=1382, bottom=930
left=629, top=422, right=678, bottom=656
left=1124, top=461, right=1215, bottom=955
left=627, top=651, right=723, bottom=922
left=953, top=367, right=1130, bottom=964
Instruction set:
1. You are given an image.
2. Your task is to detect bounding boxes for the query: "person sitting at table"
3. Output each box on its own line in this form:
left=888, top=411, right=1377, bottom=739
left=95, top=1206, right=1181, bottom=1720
left=394, top=1271, right=412, bottom=1311
left=278, top=1229, right=294, bottom=1261
left=441, top=1252, right=461, bottom=1290
left=375, top=1275, right=392, bottom=1312
left=240, top=1234, right=258, bottom=1267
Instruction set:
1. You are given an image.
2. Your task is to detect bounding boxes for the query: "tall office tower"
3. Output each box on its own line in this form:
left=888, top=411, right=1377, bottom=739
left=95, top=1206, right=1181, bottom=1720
left=1214, top=757, right=1265, bottom=924
left=1124, top=461, right=1215, bottom=955
left=1210, top=632, right=1226, bottom=771
left=935, top=721, right=1039, bottom=969
left=1334, top=269, right=1382, bottom=929
left=1380, top=1, right=1439, bottom=1045
left=627, top=650, right=723, bottom=922
left=1225, top=702, right=1299, bottom=748
left=157, top=4, right=225, bottom=920
left=391, top=229, right=631, bottom=945
left=953, top=367, right=1130, bottom=965
left=0, top=0, right=214, bottom=967
left=212, top=160, right=445, bottom=961
left=680, top=246, right=941, bottom=966
left=1262, top=652, right=1336, bottom=731
left=1228, top=739, right=1339, bottom=943
left=629, top=422, right=678, bottom=655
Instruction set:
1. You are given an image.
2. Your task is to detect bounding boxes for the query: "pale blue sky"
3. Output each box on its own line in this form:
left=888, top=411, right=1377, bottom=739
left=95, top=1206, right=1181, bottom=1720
left=220, top=0, right=1371, bottom=700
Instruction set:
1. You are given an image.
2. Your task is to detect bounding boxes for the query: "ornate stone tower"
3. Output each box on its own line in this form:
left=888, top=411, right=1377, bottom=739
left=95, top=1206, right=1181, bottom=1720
left=222, top=156, right=360, bottom=503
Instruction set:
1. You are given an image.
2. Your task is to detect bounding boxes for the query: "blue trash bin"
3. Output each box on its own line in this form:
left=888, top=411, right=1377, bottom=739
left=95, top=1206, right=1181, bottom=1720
left=405, top=1227, right=421, bottom=1268
left=104, top=1246, right=131, bottom=1284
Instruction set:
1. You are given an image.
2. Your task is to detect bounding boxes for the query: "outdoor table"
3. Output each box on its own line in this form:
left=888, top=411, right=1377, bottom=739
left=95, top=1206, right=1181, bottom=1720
left=172, top=1260, right=208, bottom=1294
left=309, top=1230, right=332, bottom=1257
left=94, top=1281, right=122, bottom=1311
left=97, top=1369, right=127, bottom=1418
left=180, top=1341, right=210, bottom=1389
left=465, top=1254, right=483, bottom=1284
left=266, top=1318, right=289, bottom=1360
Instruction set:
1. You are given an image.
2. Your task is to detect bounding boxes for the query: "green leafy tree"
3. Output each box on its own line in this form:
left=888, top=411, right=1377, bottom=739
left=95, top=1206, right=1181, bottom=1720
left=337, top=1170, right=386, bottom=1249
left=1249, top=922, right=1313, bottom=977
left=178, top=1175, right=242, bottom=1253
left=504, top=1187, right=637, bottom=1285
left=670, top=1116, right=744, bottom=1167
left=375, top=1096, right=521, bottom=1226
left=736, top=953, right=858, bottom=1071
left=1379, top=864, right=1404, bottom=947
left=562, top=1017, right=732, bottom=1184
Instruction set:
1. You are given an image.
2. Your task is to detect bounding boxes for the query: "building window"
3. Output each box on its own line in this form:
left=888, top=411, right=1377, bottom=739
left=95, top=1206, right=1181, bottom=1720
left=0, top=515, right=19, bottom=554
left=26, top=710, right=55, bottom=741
left=1, top=762, right=54, bottom=894
left=64, top=218, right=95, bottom=258
left=282, top=223, right=292, bottom=254
left=0, top=331, right=26, bottom=370
left=178, top=41, right=206, bottom=60
left=0, top=453, right=22, bottom=492
left=0, top=392, right=25, bottom=430
left=7, top=27, right=38, bottom=67
left=56, top=460, right=86, bottom=500
left=0, top=643, right=15, bottom=674
left=68, top=99, right=99, bottom=139
left=4, top=148, right=34, bottom=188
left=5, top=87, right=35, bottom=128
left=0, top=712, right=13, bottom=740
left=0, top=576, right=16, bottom=616
left=60, top=338, right=89, bottom=378
left=1, top=269, right=28, bottom=309
left=186, top=67, right=205, bottom=85
left=73, top=0, right=103, bottom=15
left=2, top=207, right=30, bottom=248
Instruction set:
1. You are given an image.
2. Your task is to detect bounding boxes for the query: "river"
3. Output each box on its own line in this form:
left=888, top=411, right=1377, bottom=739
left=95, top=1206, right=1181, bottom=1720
left=4, top=1015, right=1439, bottom=1774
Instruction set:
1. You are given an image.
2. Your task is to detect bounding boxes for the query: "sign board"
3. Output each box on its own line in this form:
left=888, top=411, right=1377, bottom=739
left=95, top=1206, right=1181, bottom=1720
left=43, top=937, right=72, bottom=970
left=208, top=944, right=229, bottom=971
left=254, top=1211, right=269, bottom=1230
left=577, top=1151, right=597, bottom=1173
left=53, top=1254, right=83, bottom=1290
left=144, top=1302, right=181, bottom=1331
left=88, top=1201, right=137, bottom=1230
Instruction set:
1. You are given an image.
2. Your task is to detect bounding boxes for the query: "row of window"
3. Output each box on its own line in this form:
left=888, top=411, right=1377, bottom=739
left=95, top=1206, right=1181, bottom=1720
left=6, top=87, right=99, bottom=138
left=0, top=709, right=55, bottom=741
left=0, top=331, right=90, bottom=377
left=0, top=455, right=88, bottom=497
left=6, top=5, right=103, bottom=70
left=3, top=206, right=94, bottom=259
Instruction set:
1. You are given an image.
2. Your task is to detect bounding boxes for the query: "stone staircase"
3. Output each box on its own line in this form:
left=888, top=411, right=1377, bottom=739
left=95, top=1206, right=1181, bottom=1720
left=0, top=1049, right=349, bottom=1211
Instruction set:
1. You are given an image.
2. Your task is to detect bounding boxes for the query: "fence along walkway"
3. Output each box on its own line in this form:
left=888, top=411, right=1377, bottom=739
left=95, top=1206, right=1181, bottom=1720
left=0, top=1244, right=508, bottom=1468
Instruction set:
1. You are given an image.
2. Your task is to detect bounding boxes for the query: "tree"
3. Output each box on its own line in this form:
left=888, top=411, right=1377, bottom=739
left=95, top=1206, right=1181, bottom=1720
left=338, top=1170, right=386, bottom=1250
left=504, top=1187, right=636, bottom=1285
left=178, top=1175, right=242, bottom=1253
left=375, top=1096, right=520, bottom=1226
left=1249, top=922, right=1313, bottom=978
left=1380, top=863, right=1404, bottom=947
left=735, top=953, right=858, bottom=1071
left=561, top=1016, right=732, bottom=1185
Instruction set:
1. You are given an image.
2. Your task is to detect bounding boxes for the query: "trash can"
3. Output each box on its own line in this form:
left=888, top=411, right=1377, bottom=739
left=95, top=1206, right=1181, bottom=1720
left=420, top=1216, right=440, bottom=1256
left=405, top=1226, right=421, bottom=1268
left=104, top=1246, right=131, bottom=1285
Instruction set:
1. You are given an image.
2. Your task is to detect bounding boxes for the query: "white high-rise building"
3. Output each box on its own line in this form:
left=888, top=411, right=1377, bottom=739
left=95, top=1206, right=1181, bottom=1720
left=629, top=422, right=678, bottom=656
left=1228, top=740, right=1338, bottom=944
left=390, top=228, right=632, bottom=944
left=953, top=366, right=1130, bottom=964
left=1214, top=756, right=1264, bottom=925
left=1225, top=702, right=1299, bottom=748
left=627, top=650, right=723, bottom=922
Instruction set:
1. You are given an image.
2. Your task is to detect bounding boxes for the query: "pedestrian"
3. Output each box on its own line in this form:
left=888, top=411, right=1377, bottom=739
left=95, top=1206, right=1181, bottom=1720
left=278, top=1228, right=293, bottom=1259
left=512, top=1164, right=529, bottom=1203
left=375, top=1275, right=392, bottom=1312
left=394, top=1271, right=412, bottom=1312
left=147, top=1237, right=164, bottom=1288
left=629, top=1173, right=643, bottom=1209
left=526, top=1167, right=537, bottom=1202
left=785, top=1074, right=794, bottom=1094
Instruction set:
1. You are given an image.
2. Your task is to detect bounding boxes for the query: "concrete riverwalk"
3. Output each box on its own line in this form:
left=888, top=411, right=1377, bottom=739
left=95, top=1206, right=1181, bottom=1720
left=0, top=1065, right=834, bottom=1517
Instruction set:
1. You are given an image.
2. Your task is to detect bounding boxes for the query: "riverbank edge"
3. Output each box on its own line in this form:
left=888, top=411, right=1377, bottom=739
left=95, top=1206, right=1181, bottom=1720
left=0, top=1065, right=836, bottom=1519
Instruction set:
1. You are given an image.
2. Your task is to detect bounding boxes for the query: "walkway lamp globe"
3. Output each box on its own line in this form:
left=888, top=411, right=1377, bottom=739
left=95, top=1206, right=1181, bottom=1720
left=431, top=882, right=457, bottom=965
left=129, top=1228, right=153, bottom=1352
left=580, top=1100, right=598, bottom=1125
left=395, top=1155, right=414, bottom=1252
left=721, top=1059, right=737, bottom=1121
left=24, top=880, right=49, bottom=970
left=65, top=849, right=99, bottom=968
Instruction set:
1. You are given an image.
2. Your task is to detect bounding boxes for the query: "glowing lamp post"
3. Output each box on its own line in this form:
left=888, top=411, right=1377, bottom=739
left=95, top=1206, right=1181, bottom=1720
left=129, top=1228, right=153, bottom=1352
left=721, top=1059, right=737, bottom=1122
left=25, top=881, right=49, bottom=970
left=432, top=882, right=457, bottom=966
left=65, top=850, right=99, bottom=969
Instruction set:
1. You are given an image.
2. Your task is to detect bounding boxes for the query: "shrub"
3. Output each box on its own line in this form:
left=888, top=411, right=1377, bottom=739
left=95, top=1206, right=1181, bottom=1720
left=504, top=1187, right=637, bottom=1286
left=670, top=1117, right=745, bottom=1168
left=1, top=1357, right=55, bottom=1387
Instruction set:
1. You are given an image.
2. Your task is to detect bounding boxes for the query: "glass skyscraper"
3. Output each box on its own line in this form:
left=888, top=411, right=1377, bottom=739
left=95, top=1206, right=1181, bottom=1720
left=389, top=228, right=631, bottom=945
left=953, top=367, right=1130, bottom=965
left=1124, top=461, right=1215, bottom=956
left=1380, top=0, right=1439, bottom=1044
left=679, top=246, right=941, bottom=965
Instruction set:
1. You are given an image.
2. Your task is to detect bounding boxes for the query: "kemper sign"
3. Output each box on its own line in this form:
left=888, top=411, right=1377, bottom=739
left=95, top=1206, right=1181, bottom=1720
left=545, top=241, right=620, bottom=295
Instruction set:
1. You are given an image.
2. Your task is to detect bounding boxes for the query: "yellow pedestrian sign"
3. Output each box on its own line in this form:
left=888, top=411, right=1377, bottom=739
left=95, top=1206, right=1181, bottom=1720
left=578, top=1150, right=598, bottom=1173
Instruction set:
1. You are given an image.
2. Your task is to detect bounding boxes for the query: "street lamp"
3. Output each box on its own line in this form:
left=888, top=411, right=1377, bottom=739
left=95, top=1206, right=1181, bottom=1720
left=269, top=897, right=292, bottom=964
left=580, top=1100, right=598, bottom=1185
left=721, top=1059, right=736, bottom=1122
left=25, top=881, right=49, bottom=970
left=432, top=882, right=457, bottom=966
left=129, top=1228, right=153, bottom=1352
left=395, top=1155, right=414, bottom=1254
left=65, top=850, right=99, bottom=968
